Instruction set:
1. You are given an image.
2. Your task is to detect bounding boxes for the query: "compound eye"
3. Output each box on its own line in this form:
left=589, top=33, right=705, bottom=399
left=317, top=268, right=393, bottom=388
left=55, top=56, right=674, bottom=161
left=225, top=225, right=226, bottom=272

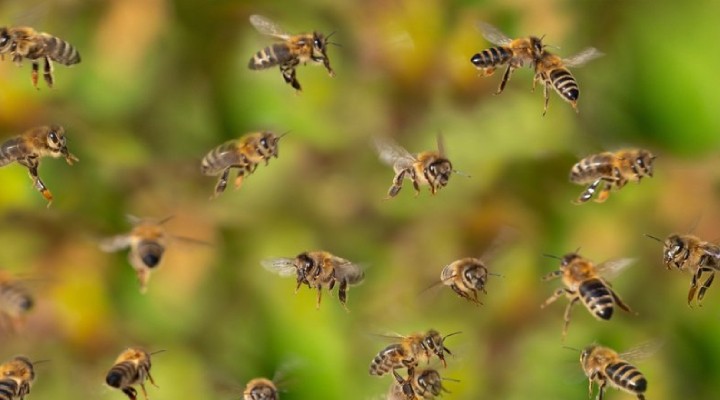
left=49, top=131, right=59, bottom=143
left=314, top=38, right=322, bottom=48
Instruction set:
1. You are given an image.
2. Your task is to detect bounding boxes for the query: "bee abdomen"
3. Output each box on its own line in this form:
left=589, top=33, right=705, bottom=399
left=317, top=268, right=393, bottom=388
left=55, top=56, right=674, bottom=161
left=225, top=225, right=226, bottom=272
left=137, top=240, right=164, bottom=268
left=200, top=143, right=246, bottom=176
left=579, top=278, right=614, bottom=320
left=550, top=69, right=579, bottom=101
left=106, top=362, right=135, bottom=388
left=570, top=154, right=614, bottom=183
left=606, top=361, right=647, bottom=393
left=44, top=36, right=81, bottom=65
left=369, top=344, right=403, bottom=376
left=0, top=379, right=19, bottom=400
left=249, top=44, right=291, bottom=70
left=471, top=46, right=513, bottom=68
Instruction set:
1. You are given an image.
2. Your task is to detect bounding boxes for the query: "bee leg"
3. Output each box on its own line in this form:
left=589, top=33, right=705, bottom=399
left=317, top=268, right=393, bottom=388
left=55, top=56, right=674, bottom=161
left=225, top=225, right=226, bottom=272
left=594, top=181, right=613, bottom=203
left=386, top=169, right=407, bottom=198
left=540, top=288, right=567, bottom=309
left=212, top=168, right=231, bottom=198
left=315, top=286, right=323, bottom=309
left=20, top=157, right=53, bottom=206
left=541, top=270, right=563, bottom=281
left=574, top=179, right=603, bottom=204
left=610, top=289, right=635, bottom=314
left=139, top=383, right=149, bottom=400
left=233, top=170, right=245, bottom=190
left=31, top=60, right=40, bottom=89
left=697, top=268, right=715, bottom=305
left=323, top=59, right=335, bottom=77
left=687, top=268, right=702, bottom=307
left=587, top=373, right=596, bottom=398
left=495, top=65, right=515, bottom=95
left=338, top=279, right=351, bottom=311
left=561, top=296, right=579, bottom=341
left=147, top=370, right=158, bottom=387
left=121, top=387, right=138, bottom=400
left=481, top=66, right=496, bottom=77
left=542, top=81, right=550, bottom=116
left=411, top=172, right=421, bottom=197
left=596, top=379, right=606, bottom=400
left=280, top=64, right=301, bottom=92
left=43, top=56, right=54, bottom=88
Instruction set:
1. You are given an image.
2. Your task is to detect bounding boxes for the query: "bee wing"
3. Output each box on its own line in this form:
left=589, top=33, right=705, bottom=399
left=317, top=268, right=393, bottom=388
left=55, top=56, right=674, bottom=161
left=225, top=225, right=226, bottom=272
left=477, top=22, right=513, bottom=46
left=595, top=258, right=636, bottom=280
left=435, top=133, right=446, bottom=157
left=619, top=340, right=663, bottom=363
left=332, top=257, right=365, bottom=284
left=260, top=258, right=297, bottom=278
left=562, top=47, right=604, bottom=68
left=373, top=137, right=416, bottom=170
left=99, top=234, right=132, bottom=252
left=249, top=14, right=291, bottom=40
left=169, top=235, right=212, bottom=247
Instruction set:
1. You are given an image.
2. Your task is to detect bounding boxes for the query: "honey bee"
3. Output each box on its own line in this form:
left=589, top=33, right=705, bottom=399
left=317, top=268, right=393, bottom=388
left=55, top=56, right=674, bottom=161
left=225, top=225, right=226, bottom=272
left=646, top=233, right=720, bottom=305
left=0, top=26, right=80, bottom=88
left=570, top=149, right=656, bottom=204
left=0, top=125, right=79, bottom=207
left=541, top=252, right=635, bottom=340
left=369, top=330, right=460, bottom=377
left=243, top=378, right=279, bottom=400
left=0, top=356, right=37, bottom=400
left=0, top=270, right=34, bottom=333
left=580, top=343, right=652, bottom=400
left=387, top=368, right=453, bottom=400
left=440, top=257, right=501, bottom=306
left=99, top=215, right=208, bottom=293
left=533, top=48, right=603, bottom=115
left=470, top=22, right=545, bottom=94
left=261, top=251, right=364, bottom=310
left=374, top=135, right=461, bottom=198
left=105, top=348, right=162, bottom=400
left=248, top=14, right=336, bottom=92
left=200, top=131, right=285, bottom=198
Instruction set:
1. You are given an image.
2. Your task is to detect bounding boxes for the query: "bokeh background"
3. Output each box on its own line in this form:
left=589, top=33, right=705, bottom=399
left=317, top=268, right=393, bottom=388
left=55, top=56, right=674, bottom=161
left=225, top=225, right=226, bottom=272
left=1, top=0, right=720, bottom=399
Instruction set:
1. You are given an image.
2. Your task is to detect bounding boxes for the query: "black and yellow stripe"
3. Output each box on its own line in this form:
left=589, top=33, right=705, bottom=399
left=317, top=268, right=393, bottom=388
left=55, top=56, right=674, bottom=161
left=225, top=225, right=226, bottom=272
left=606, top=361, right=648, bottom=395
left=471, top=46, right=513, bottom=68
left=579, top=278, right=615, bottom=320
left=549, top=68, right=579, bottom=102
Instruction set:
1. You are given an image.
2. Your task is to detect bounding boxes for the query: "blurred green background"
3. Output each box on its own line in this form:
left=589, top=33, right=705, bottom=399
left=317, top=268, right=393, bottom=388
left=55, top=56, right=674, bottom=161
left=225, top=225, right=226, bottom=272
left=1, top=0, right=720, bottom=399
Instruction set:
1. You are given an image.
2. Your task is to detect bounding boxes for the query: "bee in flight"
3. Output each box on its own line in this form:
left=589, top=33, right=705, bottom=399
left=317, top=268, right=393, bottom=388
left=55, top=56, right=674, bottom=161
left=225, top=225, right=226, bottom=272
left=0, top=356, right=43, bottom=400
left=99, top=215, right=209, bottom=293
left=248, top=14, right=336, bottom=92
left=439, top=257, right=499, bottom=306
left=369, top=330, right=460, bottom=377
left=470, top=22, right=545, bottom=94
left=261, top=251, right=364, bottom=310
left=570, top=149, right=656, bottom=204
left=0, top=125, right=78, bottom=207
left=646, top=232, right=720, bottom=306
left=243, top=377, right=279, bottom=400
left=580, top=343, right=653, bottom=400
left=0, top=26, right=80, bottom=88
left=387, top=368, right=455, bottom=400
left=200, top=131, right=286, bottom=198
left=106, top=348, right=163, bottom=400
left=0, top=269, right=34, bottom=333
left=541, top=252, right=635, bottom=340
left=533, top=47, right=603, bottom=115
left=374, top=135, right=463, bottom=198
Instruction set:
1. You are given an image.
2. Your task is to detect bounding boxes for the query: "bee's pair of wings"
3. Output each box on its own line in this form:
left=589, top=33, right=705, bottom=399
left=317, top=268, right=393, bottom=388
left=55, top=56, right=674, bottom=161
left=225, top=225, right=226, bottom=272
left=477, top=22, right=604, bottom=67
left=250, top=14, right=292, bottom=40
left=261, top=256, right=364, bottom=281
left=616, top=340, right=663, bottom=362
left=593, top=257, right=636, bottom=280
left=373, top=136, right=445, bottom=168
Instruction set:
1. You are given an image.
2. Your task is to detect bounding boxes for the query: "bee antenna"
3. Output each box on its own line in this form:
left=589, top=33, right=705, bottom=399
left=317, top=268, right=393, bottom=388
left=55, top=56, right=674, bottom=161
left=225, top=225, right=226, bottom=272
left=149, top=350, right=167, bottom=356
left=644, top=234, right=663, bottom=243
left=278, top=130, right=291, bottom=139
left=441, top=377, right=461, bottom=383
left=157, top=216, right=174, bottom=225
left=574, top=246, right=582, bottom=254
left=487, top=272, right=504, bottom=278
left=326, top=31, right=337, bottom=40
left=443, top=331, right=462, bottom=340
left=32, top=359, right=51, bottom=365
left=542, top=253, right=562, bottom=260
left=562, top=346, right=580, bottom=352
left=452, top=169, right=471, bottom=178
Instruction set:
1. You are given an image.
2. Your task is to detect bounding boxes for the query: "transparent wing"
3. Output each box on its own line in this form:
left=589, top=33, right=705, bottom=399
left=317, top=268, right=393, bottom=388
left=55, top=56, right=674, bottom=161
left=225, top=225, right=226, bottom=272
left=332, top=256, right=365, bottom=284
left=249, top=14, right=291, bottom=39
left=99, top=234, right=132, bottom=252
left=373, top=137, right=416, bottom=169
left=477, top=22, right=513, bottom=46
left=563, top=47, right=604, bottom=68
left=435, top=133, right=445, bottom=157
left=261, top=258, right=297, bottom=278
left=595, top=258, right=635, bottom=280
left=169, top=235, right=212, bottom=246
left=620, top=340, right=663, bottom=363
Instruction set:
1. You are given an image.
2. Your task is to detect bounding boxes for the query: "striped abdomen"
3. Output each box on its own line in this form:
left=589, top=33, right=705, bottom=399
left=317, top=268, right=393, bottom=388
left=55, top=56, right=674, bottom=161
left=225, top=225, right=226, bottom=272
left=248, top=43, right=293, bottom=70
left=200, top=141, right=252, bottom=176
left=471, top=46, right=513, bottom=68
left=0, top=137, right=26, bottom=167
left=106, top=361, right=144, bottom=389
left=369, top=344, right=411, bottom=376
left=569, top=153, right=615, bottom=184
left=135, top=240, right=165, bottom=269
left=605, top=361, right=647, bottom=395
left=0, top=379, right=19, bottom=400
left=579, top=278, right=615, bottom=320
left=40, top=34, right=81, bottom=65
left=549, top=68, right=579, bottom=103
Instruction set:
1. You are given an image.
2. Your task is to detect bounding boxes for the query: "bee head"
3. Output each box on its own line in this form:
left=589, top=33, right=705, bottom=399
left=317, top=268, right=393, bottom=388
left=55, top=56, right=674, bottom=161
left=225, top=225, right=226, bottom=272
left=529, top=35, right=545, bottom=59
left=1, top=356, right=35, bottom=381
left=45, top=125, right=68, bottom=154
left=258, top=131, right=281, bottom=159
left=463, top=263, right=487, bottom=290
left=0, top=27, right=11, bottom=53
left=311, top=32, right=330, bottom=60
left=663, top=234, right=684, bottom=267
left=295, top=253, right=316, bottom=282
left=580, top=345, right=595, bottom=368
left=427, top=159, right=453, bottom=188
left=416, top=369, right=444, bottom=395
left=560, top=252, right=581, bottom=268
left=635, top=150, right=656, bottom=178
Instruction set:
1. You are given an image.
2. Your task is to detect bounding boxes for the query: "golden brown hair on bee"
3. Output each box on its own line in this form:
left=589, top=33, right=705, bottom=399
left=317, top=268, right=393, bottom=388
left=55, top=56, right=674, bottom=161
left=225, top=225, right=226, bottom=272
left=368, top=330, right=460, bottom=377
left=0, top=26, right=80, bottom=88
left=0, top=355, right=37, bottom=400
left=580, top=344, right=648, bottom=400
left=570, top=149, right=656, bottom=204
left=243, top=377, right=279, bottom=400
left=106, top=348, right=162, bottom=400
left=533, top=47, right=603, bottom=115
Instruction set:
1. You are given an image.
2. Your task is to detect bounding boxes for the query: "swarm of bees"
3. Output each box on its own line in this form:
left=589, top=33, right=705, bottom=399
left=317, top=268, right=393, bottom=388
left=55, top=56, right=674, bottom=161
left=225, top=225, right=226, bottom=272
left=0, top=26, right=81, bottom=88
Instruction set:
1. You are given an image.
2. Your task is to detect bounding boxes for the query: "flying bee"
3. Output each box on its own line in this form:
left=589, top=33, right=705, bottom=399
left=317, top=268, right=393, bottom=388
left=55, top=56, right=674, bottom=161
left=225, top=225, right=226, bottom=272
left=388, top=368, right=455, bottom=400
left=570, top=149, right=656, bottom=204
left=646, top=233, right=720, bottom=305
left=0, top=26, right=80, bottom=88
left=243, top=378, right=279, bottom=400
left=261, top=251, right=364, bottom=310
left=248, top=14, right=336, bottom=92
left=369, top=330, right=460, bottom=377
left=0, top=125, right=79, bottom=207
left=533, top=48, right=603, bottom=115
left=105, top=348, right=163, bottom=400
left=0, top=356, right=40, bottom=400
left=580, top=343, right=654, bottom=400
left=374, top=135, right=464, bottom=198
left=470, top=22, right=545, bottom=94
left=200, top=131, right=286, bottom=198
left=541, top=252, right=635, bottom=341
left=0, top=269, right=34, bottom=333
left=99, top=215, right=209, bottom=293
